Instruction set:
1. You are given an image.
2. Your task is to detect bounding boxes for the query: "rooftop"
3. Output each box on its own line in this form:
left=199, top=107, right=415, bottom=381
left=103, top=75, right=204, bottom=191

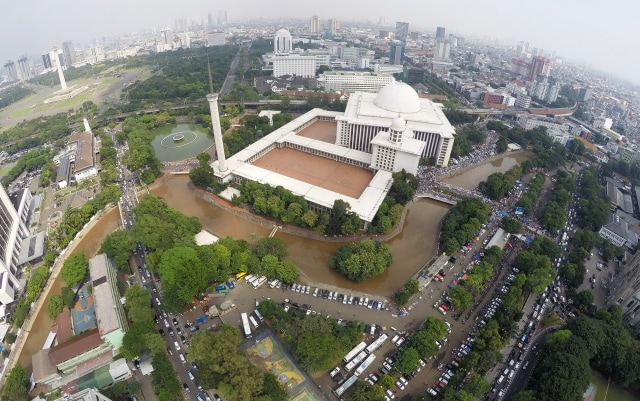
left=88, top=254, right=122, bottom=335
left=48, top=329, right=103, bottom=366
left=68, top=131, right=95, bottom=172
left=252, top=147, right=374, bottom=198
left=295, top=120, right=337, bottom=143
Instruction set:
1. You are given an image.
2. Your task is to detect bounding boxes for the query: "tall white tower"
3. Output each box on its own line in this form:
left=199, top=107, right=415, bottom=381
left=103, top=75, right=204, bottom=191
left=53, top=46, right=67, bottom=91
left=207, top=61, right=227, bottom=172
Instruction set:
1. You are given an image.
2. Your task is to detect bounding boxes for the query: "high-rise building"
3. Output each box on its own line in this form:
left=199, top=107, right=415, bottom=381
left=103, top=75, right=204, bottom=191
left=578, top=87, right=593, bottom=102
left=390, top=43, right=405, bottom=65
left=207, top=32, right=226, bottom=46
left=3, top=61, right=18, bottom=82
left=395, top=22, right=409, bottom=42
left=42, top=52, right=52, bottom=69
left=217, top=10, right=227, bottom=25
left=527, top=56, right=550, bottom=81
left=309, top=15, right=320, bottom=33
left=17, top=57, right=32, bottom=81
left=62, top=41, right=77, bottom=67
left=0, top=185, right=29, bottom=305
left=434, top=40, right=451, bottom=60
left=436, top=26, right=446, bottom=39
left=327, top=19, right=339, bottom=35
left=208, top=13, right=214, bottom=27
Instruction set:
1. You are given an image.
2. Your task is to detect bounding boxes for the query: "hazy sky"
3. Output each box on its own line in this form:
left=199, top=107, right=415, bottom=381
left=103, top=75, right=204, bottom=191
left=2, top=0, right=639, bottom=83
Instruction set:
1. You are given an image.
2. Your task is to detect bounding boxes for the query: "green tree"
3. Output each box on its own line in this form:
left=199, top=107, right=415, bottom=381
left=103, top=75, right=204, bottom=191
left=345, top=381, right=385, bottom=401
left=379, top=374, right=394, bottom=389
left=47, top=294, right=65, bottom=320
left=100, top=230, right=137, bottom=271
left=61, top=286, right=76, bottom=309
left=511, top=390, right=538, bottom=401
left=464, top=374, right=490, bottom=397
left=449, top=285, right=473, bottom=309
left=395, top=347, right=420, bottom=374
left=60, top=252, right=88, bottom=288
left=145, top=332, right=167, bottom=356
left=124, top=286, right=154, bottom=324
left=329, top=240, right=392, bottom=282
left=501, top=216, right=523, bottom=234
left=1, top=365, right=29, bottom=401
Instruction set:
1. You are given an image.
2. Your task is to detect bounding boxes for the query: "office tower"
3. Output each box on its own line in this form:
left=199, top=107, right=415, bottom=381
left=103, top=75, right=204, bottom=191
left=436, top=26, right=446, bottom=39
left=434, top=40, right=451, bottom=60
left=395, top=22, right=409, bottom=42
left=217, top=10, right=227, bottom=25
left=208, top=13, right=214, bottom=27
left=17, top=57, right=32, bottom=80
left=578, top=87, right=592, bottom=102
left=62, top=41, right=77, bottom=67
left=207, top=62, right=227, bottom=172
left=390, top=43, right=405, bottom=65
left=309, top=15, right=320, bottom=33
left=378, top=16, right=388, bottom=26
left=42, top=52, right=52, bottom=69
left=327, top=19, right=339, bottom=35
left=0, top=185, right=28, bottom=305
left=3, top=61, right=18, bottom=82
left=527, top=56, right=549, bottom=81
left=531, top=47, right=543, bottom=57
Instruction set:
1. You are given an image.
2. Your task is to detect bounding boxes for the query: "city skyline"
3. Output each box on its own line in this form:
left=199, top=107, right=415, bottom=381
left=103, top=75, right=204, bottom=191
left=1, top=0, right=639, bottom=83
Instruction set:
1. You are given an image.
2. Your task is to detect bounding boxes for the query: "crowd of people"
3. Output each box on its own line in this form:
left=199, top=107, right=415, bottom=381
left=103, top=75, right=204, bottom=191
left=164, top=159, right=201, bottom=172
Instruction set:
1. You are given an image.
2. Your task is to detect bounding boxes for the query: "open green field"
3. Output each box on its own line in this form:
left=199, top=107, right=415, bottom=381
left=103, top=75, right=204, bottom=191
left=590, top=370, right=640, bottom=401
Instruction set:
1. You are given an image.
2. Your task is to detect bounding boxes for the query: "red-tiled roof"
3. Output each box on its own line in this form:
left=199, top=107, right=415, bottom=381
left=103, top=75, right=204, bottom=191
left=48, top=329, right=103, bottom=365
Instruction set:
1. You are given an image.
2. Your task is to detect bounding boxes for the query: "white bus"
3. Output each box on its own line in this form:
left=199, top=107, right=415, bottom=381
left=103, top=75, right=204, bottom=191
left=241, top=313, right=252, bottom=338
left=333, top=376, right=358, bottom=397
left=249, top=315, right=259, bottom=329
left=354, top=354, right=376, bottom=376
left=343, top=341, right=367, bottom=364
left=345, top=351, right=367, bottom=372
left=366, top=333, right=388, bottom=354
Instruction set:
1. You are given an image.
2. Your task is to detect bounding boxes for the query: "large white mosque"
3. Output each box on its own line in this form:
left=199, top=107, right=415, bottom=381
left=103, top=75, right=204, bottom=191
left=207, top=81, right=456, bottom=224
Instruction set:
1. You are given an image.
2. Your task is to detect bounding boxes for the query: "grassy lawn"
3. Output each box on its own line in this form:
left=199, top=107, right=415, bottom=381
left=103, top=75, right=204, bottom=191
left=591, top=370, right=640, bottom=401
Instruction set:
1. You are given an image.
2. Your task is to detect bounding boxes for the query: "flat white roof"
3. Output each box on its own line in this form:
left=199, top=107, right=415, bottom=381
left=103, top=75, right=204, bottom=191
left=89, top=254, right=121, bottom=335
left=340, top=92, right=455, bottom=138
left=195, top=230, right=219, bottom=245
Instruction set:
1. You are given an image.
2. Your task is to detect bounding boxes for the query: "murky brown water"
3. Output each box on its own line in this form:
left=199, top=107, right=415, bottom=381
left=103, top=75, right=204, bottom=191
left=17, top=207, right=121, bottom=369
left=441, top=152, right=533, bottom=190
left=152, top=176, right=450, bottom=294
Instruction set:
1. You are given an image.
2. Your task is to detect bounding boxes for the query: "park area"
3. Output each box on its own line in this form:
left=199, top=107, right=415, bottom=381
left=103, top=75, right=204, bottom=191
left=243, top=330, right=325, bottom=401
left=588, top=370, right=640, bottom=401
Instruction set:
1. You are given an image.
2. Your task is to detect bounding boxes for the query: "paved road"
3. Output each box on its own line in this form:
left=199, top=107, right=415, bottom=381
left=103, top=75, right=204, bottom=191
left=219, top=46, right=242, bottom=97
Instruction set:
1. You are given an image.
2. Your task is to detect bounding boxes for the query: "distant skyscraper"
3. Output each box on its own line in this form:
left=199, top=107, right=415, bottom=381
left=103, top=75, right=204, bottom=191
left=327, top=19, right=339, bottom=35
left=42, top=52, right=52, bottom=69
left=434, top=40, right=451, bottom=60
left=531, top=47, right=544, bottom=57
left=62, top=41, right=77, bottom=67
left=17, top=57, right=31, bottom=80
left=390, top=43, right=405, bottom=65
left=436, top=26, right=446, bottom=39
left=309, top=15, right=320, bottom=33
left=217, top=10, right=227, bottom=25
left=527, top=56, right=550, bottom=81
left=395, top=22, right=409, bottom=42
left=208, top=13, right=214, bottom=27
left=3, top=61, right=18, bottom=82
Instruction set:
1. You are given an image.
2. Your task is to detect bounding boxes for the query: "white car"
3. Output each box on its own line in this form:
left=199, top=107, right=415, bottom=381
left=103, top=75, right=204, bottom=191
left=330, top=367, right=340, bottom=377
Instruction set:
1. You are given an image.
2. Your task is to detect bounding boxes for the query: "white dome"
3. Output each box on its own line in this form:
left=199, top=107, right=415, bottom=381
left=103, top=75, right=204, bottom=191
left=275, top=28, right=291, bottom=37
left=374, top=81, right=421, bottom=114
left=391, top=116, right=406, bottom=131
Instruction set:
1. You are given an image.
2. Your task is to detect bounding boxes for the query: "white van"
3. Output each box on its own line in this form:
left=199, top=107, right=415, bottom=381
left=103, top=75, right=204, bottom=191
left=313, top=288, right=319, bottom=297
left=508, top=370, right=515, bottom=380
left=179, top=354, right=186, bottom=363
left=174, top=341, right=181, bottom=351
left=497, top=375, right=505, bottom=384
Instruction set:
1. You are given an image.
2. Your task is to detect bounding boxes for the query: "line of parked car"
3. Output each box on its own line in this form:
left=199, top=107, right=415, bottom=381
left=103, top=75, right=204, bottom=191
left=288, top=282, right=388, bottom=310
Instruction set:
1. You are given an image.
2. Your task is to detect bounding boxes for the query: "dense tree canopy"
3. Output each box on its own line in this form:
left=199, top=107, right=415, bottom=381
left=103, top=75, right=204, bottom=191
left=60, top=252, right=88, bottom=288
left=440, top=197, right=491, bottom=255
left=1, top=365, right=30, bottom=401
left=329, top=240, right=392, bottom=282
